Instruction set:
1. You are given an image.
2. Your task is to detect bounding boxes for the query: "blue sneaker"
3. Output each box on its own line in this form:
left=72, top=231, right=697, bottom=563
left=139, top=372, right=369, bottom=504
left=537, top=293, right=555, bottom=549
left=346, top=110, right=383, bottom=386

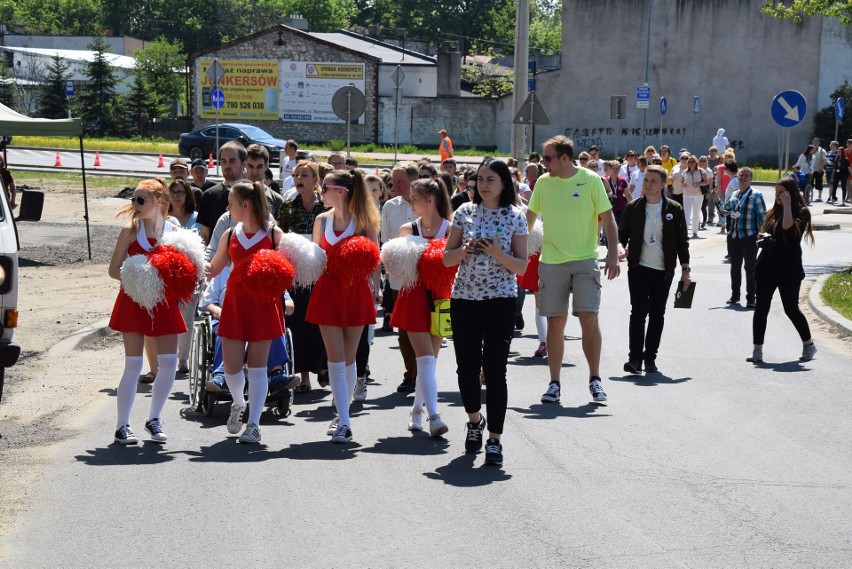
left=205, top=372, right=228, bottom=393
left=268, top=369, right=299, bottom=394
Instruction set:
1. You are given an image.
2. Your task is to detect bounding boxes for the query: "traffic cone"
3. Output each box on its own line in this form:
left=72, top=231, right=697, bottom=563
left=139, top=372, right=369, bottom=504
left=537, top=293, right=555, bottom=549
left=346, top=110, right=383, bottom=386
left=157, top=153, right=164, bottom=168
left=208, top=153, right=214, bottom=169
left=93, top=151, right=101, bottom=167
left=54, top=151, right=62, bottom=167
left=375, top=167, right=379, bottom=175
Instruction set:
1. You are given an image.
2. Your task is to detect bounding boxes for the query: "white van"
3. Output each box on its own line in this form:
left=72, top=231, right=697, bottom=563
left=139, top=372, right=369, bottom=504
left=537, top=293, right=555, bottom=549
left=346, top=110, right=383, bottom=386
left=0, top=176, right=42, bottom=402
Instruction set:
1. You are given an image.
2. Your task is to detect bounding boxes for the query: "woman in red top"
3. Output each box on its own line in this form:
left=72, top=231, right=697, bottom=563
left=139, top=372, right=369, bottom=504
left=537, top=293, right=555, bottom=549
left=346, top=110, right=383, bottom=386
left=392, top=179, right=452, bottom=437
left=108, top=178, right=186, bottom=445
left=206, top=180, right=286, bottom=444
left=307, top=169, right=381, bottom=443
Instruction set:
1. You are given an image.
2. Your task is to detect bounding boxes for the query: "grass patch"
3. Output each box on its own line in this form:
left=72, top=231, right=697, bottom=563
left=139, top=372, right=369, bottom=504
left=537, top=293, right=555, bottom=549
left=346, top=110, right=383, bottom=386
left=821, top=269, right=852, bottom=321
left=15, top=170, right=140, bottom=198
left=14, top=136, right=178, bottom=154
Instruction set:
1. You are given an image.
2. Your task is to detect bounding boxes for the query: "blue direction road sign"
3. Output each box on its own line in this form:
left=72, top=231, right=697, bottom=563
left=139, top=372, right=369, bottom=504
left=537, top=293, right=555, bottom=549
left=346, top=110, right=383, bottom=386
left=211, top=88, right=225, bottom=110
left=693, top=96, right=700, bottom=114
left=836, top=98, right=845, bottom=122
left=771, top=90, right=807, bottom=128
left=65, top=80, right=74, bottom=97
left=660, top=97, right=667, bottom=115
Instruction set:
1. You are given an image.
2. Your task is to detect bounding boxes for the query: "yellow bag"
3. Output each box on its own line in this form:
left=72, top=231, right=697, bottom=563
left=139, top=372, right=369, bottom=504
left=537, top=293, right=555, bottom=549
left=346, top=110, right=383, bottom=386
left=430, top=299, right=452, bottom=337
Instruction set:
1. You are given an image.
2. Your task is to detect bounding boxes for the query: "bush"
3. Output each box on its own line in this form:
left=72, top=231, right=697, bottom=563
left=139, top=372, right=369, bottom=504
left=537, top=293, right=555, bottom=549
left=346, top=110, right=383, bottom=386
left=327, top=139, right=346, bottom=151
left=400, top=144, right=419, bottom=154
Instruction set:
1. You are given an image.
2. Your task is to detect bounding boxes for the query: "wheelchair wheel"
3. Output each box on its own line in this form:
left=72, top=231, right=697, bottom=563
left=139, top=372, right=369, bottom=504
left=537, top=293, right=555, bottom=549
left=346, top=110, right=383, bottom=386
left=277, top=389, right=292, bottom=418
left=203, top=391, right=217, bottom=417
left=188, top=317, right=209, bottom=412
left=284, top=328, right=295, bottom=376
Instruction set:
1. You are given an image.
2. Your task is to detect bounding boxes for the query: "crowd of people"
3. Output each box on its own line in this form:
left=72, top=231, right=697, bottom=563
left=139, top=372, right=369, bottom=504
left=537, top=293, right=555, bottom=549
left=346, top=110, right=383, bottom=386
left=106, top=128, right=819, bottom=467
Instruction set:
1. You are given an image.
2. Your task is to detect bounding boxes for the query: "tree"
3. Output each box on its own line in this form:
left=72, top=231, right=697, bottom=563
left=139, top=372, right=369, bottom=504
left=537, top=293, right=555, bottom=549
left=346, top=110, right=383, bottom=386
left=133, top=38, right=186, bottom=119
left=761, top=1, right=852, bottom=24
left=461, top=54, right=513, bottom=98
left=0, top=65, right=15, bottom=110
left=75, top=36, right=119, bottom=135
left=811, top=81, right=852, bottom=143
left=37, top=55, right=71, bottom=119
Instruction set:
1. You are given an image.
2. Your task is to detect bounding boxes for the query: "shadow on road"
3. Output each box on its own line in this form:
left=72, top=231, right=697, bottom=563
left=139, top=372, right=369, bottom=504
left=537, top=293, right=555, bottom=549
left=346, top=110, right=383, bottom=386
left=609, top=373, right=691, bottom=386
left=359, top=435, right=449, bottom=456
left=751, top=360, right=811, bottom=373
left=422, top=453, right=512, bottom=486
left=75, top=442, right=179, bottom=466
left=508, top=402, right=610, bottom=420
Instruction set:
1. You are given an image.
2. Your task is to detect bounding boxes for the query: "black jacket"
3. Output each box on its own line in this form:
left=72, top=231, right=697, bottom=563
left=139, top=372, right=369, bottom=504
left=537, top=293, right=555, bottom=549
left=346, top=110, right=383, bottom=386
left=618, top=196, right=690, bottom=272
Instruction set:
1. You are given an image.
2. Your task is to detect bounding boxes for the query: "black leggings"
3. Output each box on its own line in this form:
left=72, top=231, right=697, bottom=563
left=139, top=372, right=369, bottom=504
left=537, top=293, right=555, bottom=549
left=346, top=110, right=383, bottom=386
left=450, top=297, right=516, bottom=435
left=752, top=275, right=811, bottom=346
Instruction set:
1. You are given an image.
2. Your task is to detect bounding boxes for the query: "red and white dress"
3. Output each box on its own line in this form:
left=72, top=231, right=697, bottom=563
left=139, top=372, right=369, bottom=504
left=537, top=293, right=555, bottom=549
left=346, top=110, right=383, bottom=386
left=390, top=219, right=449, bottom=333
left=217, top=223, right=286, bottom=341
left=306, top=217, right=376, bottom=327
left=109, top=223, right=187, bottom=336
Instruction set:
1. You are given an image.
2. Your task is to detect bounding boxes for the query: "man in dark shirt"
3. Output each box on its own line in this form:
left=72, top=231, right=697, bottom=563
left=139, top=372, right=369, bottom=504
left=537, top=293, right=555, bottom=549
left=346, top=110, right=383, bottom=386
left=197, top=141, right=246, bottom=245
left=190, top=158, right=216, bottom=192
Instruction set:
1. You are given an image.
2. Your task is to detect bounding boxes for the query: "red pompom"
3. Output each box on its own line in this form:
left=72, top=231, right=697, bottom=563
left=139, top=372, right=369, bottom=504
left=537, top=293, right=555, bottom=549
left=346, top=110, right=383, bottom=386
left=149, top=245, right=197, bottom=304
left=230, top=249, right=295, bottom=301
left=417, top=238, right=457, bottom=299
left=327, top=236, right=381, bottom=284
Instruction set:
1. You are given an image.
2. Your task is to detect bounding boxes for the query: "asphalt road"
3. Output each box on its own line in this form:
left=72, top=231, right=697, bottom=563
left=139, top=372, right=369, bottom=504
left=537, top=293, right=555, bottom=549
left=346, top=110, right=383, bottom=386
left=1, top=204, right=851, bottom=567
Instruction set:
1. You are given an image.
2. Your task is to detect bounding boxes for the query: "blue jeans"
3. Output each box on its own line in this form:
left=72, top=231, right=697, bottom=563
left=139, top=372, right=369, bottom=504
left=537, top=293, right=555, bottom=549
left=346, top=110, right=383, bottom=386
left=210, top=320, right=289, bottom=375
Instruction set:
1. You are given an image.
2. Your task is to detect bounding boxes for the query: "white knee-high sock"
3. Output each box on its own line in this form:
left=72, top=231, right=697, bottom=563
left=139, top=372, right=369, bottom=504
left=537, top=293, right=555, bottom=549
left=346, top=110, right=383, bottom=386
left=416, top=355, right=439, bottom=416
left=116, top=356, right=144, bottom=429
left=412, top=365, right=426, bottom=411
left=148, top=353, right=178, bottom=421
left=328, top=361, right=349, bottom=427
left=345, top=362, right=357, bottom=404
left=246, top=367, right=268, bottom=425
left=224, top=370, right=246, bottom=407
left=535, top=308, right=548, bottom=343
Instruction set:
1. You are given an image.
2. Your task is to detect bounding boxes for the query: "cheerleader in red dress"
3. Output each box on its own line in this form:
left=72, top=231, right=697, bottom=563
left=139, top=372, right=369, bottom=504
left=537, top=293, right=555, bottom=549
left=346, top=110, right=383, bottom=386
left=391, top=179, right=453, bottom=437
left=307, top=169, right=381, bottom=443
left=108, top=179, right=187, bottom=445
left=205, top=181, right=286, bottom=444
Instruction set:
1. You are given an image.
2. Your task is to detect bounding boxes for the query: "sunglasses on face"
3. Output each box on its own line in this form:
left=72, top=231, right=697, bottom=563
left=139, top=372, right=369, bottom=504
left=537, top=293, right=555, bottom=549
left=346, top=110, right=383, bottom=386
left=467, top=184, right=476, bottom=191
left=130, top=196, right=147, bottom=206
left=170, top=190, right=186, bottom=197
left=542, top=154, right=561, bottom=163
left=579, top=158, right=589, bottom=162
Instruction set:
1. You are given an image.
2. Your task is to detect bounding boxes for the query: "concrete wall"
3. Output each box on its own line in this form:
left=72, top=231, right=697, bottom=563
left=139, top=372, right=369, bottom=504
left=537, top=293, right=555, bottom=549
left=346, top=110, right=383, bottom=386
left=377, top=96, right=497, bottom=148
left=818, top=18, right=852, bottom=110
left=190, top=26, right=380, bottom=144
left=509, top=0, right=840, bottom=164
left=378, top=65, right=435, bottom=97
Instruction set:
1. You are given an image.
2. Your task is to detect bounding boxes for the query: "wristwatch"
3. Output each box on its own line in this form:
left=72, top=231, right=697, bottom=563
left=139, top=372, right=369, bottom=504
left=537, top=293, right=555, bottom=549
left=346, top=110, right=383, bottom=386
left=681, top=265, right=691, bottom=272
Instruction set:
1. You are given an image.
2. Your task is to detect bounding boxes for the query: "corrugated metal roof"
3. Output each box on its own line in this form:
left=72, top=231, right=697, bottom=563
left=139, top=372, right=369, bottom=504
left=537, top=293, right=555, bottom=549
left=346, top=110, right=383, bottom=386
left=0, top=46, right=137, bottom=69
left=309, top=32, right=435, bottom=66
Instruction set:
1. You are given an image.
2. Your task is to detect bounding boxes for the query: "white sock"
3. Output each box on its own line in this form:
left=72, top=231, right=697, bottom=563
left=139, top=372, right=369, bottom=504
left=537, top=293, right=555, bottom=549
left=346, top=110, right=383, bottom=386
left=412, top=364, right=426, bottom=412
left=148, top=353, right=177, bottom=421
left=416, top=355, right=438, bottom=417
left=345, top=362, right=357, bottom=404
left=116, top=356, right=144, bottom=429
left=246, top=367, right=268, bottom=425
left=224, top=370, right=246, bottom=407
left=535, top=309, right=548, bottom=343
left=328, top=361, right=350, bottom=427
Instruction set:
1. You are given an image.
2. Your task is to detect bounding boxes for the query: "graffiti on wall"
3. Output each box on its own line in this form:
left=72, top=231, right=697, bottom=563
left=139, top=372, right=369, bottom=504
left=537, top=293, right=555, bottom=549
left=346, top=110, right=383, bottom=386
left=562, top=127, right=746, bottom=153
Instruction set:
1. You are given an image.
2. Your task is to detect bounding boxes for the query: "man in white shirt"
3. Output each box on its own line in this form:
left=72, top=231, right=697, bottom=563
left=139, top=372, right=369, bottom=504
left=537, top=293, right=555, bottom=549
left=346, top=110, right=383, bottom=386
left=619, top=150, right=639, bottom=181
left=279, top=139, right=298, bottom=184
left=381, top=161, right=418, bottom=393
left=588, top=146, right=607, bottom=176
left=628, top=156, right=647, bottom=200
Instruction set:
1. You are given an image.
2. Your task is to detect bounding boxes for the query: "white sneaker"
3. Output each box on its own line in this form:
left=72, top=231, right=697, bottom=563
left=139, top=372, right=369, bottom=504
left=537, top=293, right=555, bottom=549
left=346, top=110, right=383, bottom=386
left=408, top=409, right=424, bottom=431
left=238, top=422, right=261, bottom=444
left=331, top=424, right=352, bottom=443
left=589, top=378, right=608, bottom=402
left=353, top=375, right=367, bottom=402
left=327, top=416, right=340, bottom=436
left=114, top=425, right=139, bottom=445
left=227, top=404, right=246, bottom=434
left=428, top=414, right=449, bottom=438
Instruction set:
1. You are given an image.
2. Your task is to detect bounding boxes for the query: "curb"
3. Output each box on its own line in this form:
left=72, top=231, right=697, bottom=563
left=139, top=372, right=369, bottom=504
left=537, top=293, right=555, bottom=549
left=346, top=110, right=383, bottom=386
left=46, top=318, right=116, bottom=356
left=808, top=274, right=852, bottom=339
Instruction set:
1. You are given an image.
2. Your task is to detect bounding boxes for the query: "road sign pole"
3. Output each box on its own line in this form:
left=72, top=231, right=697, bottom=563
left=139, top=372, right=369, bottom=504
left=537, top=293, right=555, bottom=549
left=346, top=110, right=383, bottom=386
left=215, top=81, right=220, bottom=177
left=529, top=95, right=536, bottom=157
left=691, top=114, right=696, bottom=152
left=393, top=87, right=400, bottom=162
left=346, top=91, right=352, bottom=158
left=784, top=128, right=791, bottom=173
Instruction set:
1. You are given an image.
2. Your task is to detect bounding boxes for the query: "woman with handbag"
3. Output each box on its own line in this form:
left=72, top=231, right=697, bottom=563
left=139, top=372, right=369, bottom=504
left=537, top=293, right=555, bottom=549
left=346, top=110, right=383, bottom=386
left=443, top=158, right=529, bottom=466
left=747, top=178, right=816, bottom=364
left=390, top=179, right=454, bottom=437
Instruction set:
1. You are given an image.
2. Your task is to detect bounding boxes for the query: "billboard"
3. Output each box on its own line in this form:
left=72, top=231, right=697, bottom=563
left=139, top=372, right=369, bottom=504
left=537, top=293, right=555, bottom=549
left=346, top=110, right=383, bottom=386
left=199, top=59, right=279, bottom=120
left=279, top=61, right=366, bottom=124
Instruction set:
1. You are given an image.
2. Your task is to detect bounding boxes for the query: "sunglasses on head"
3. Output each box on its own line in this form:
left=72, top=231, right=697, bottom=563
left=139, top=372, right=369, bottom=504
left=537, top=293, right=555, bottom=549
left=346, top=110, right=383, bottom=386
left=130, top=196, right=147, bottom=206
left=321, top=184, right=348, bottom=194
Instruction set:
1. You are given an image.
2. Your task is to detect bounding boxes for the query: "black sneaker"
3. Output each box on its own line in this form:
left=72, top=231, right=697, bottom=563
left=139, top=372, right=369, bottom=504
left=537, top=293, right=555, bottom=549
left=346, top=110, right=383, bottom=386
left=726, top=297, right=740, bottom=305
left=623, top=359, right=643, bottom=374
left=144, top=418, right=167, bottom=443
left=540, top=381, right=561, bottom=403
left=114, top=425, right=139, bottom=445
left=464, top=414, right=486, bottom=453
left=745, top=300, right=756, bottom=309
left=396, top=376, right=416, bottom=393
left=644, top=359, right=659, bottom=373
left=484, top=438, right=503, bottom=466
left=589, top=378, right=608, bottom=403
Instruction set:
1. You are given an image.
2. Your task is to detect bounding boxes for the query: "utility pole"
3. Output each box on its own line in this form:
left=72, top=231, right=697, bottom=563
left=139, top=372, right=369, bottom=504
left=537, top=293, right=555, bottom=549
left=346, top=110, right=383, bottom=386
left=641, top=0, right=653, bottom=151
left=511, top=0, right=530, bottom=163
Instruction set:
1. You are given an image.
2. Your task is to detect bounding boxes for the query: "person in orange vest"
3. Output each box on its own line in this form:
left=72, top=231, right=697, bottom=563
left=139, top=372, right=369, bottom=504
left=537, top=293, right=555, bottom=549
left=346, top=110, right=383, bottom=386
left=438, top=129, right=453, bottom=164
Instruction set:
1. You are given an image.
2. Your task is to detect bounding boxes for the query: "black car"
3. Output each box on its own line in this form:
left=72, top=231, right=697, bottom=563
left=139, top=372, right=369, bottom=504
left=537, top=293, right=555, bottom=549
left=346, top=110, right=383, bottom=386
left=178, top=123, right=286, bottom=163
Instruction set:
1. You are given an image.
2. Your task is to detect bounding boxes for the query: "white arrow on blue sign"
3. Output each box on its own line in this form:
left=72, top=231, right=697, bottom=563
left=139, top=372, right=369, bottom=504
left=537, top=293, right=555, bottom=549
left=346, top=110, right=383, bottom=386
left=211, top=88, right=225, bottom=109
left=836, top=98, right=845, bottom=122
left=771, top=90, right=807, bottom=128
left=660, top=97, right=667, bottom=115
left=693, top=96, right=700, bottom=115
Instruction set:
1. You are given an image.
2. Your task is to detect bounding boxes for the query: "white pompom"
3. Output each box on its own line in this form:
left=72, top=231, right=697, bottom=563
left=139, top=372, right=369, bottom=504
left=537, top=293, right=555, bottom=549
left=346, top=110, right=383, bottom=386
left=277, top=232, right=327, bottom=288
left=528, top=219, right=544, bottom=256
left=380, top=235, right=428, bottom=290
left=161, top=228, right=207, bottom=280
left=120, top=254, right=165, bottom=311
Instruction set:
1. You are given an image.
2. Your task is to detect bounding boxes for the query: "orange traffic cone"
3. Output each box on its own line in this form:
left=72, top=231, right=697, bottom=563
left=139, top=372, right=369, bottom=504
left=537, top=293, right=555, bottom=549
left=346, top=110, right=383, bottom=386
left=54, top=151, right=62, bottom=167
left=375, top=167, right=379, bottom=175
left=157, top=153, right=164, bottom=168
left=208, top=153, right=214, bottom=169
left=93, top=151, right=101, bottom=167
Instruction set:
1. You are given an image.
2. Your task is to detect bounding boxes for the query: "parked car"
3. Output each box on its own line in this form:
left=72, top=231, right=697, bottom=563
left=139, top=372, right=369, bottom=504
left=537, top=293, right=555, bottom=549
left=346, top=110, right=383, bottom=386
left=178, top=123, right=285, bottom=163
